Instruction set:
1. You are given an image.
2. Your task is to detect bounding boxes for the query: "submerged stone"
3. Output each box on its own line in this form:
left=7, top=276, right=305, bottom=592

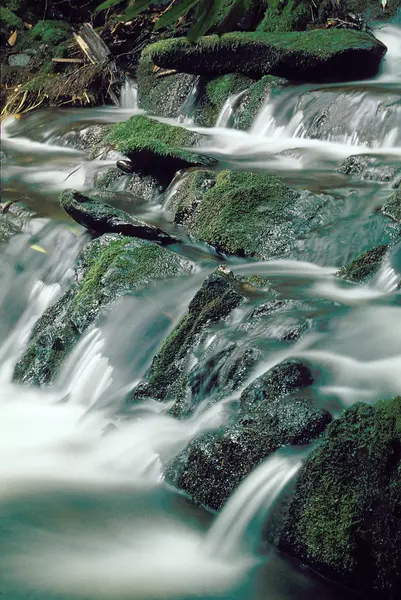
left=166, top=360, right=331, bottom=510
left=106, top=115, right=212, bottom=183
left=276, top=395, right=401, bottom=599
left=144, top=29, right=386, bottom=82
left=13, top=234, right=194, bottom=385
left=60, top=189, right=178, bottom=245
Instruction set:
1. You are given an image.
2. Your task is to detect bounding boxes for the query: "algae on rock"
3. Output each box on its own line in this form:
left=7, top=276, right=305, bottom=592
left=337, top=244, right=389, bottom=283
left=144, top=29, right=387, bottom=82
left=277, top=395, right=401, bottom=599
left=106, top=115, right=212, bottom=183
left=14, top=234, right=194, bottom=386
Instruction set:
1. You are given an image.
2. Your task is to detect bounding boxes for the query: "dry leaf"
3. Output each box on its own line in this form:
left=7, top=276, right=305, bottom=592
left=8, top=30, right=18, bottom=47
left=30, top=244, right=47, bottom=254
left=24, top=22, right=33, bottom=30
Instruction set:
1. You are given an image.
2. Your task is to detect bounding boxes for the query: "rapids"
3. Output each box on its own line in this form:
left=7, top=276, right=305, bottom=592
left=0, top=21, right=400, bottom=600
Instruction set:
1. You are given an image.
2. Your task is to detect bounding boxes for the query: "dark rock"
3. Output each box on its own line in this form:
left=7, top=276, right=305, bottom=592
left=337, top=244, right=389, bottom=283
left=60, top=189, right=178, bottom=245
left=143, top=29, right=387, bottom=82
left=276, top=396, right=401, bottom=599
left=339, top=155, right=401, bottom=183
left=166, top=359, right=331, bottom=510
left=14, top=234, right=194, bottom=385
left=132, top=267, right=246, bottom=408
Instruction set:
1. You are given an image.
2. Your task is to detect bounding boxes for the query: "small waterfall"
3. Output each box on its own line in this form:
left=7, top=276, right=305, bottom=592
left=216, top=89, right=248, bottom=128
left=178, top=77, right=200, bottom=124
left=120, top=77, right=138, bottom=110
left=204, top=448, right=306, bottom=559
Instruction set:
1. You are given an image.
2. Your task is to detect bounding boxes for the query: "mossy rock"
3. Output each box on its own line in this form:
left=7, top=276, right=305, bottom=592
left=337, top=244, right=389, bottom=283
left=236, top=74, right=286, bottom=130
left=132, top=267, right=245, bottom=407
left=176, top=170, right=331, bottom=259
left=143, top=29, right=386, bottom=82
left=195, top=73, right=254, bottom=127
left=106, top=115, right=212, bottom=183
left=13, top=234, right=194, bottom=386
left=166, top=360, right=331, bottom=510
left=382, top=188, right=401, bottom=225
left=277, top=396, right=401, bottom=599
left=258, top=0, right=310, bottom=32
left=137, top=52, right=199, bottom=118
left=60, top=189, right=178, bottom=245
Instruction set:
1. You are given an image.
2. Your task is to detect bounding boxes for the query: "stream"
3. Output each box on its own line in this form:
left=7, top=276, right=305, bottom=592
left=0, top=21, right=400, bottom=600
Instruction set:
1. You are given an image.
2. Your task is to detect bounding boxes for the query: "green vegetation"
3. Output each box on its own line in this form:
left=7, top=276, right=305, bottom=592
left=337, top=244, right=388, bottom=283
left=106, top=115, right=210, bottom=180
left=0, top=7, right=22, bottom=29
left=144, top=29, right=386, bottom=81
left=279, top=396, right=401, bottom=599
left=189, top=170, right=298, bottom=257
left=258, top=0, right=309, bottom=32
left=196, top=73, right=253, bottom=126
left=31, top=19, right=71, bottom=44
left=236, top=74, right=285, bottom=129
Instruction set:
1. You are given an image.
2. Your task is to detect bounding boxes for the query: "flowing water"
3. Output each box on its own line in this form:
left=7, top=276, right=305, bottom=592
left=0, top=21, right=400, bottom=599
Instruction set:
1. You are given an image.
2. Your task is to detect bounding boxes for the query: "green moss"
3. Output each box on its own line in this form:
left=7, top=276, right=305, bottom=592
left=134, top=268, right=244, bottom=402
left=337, top=244, right=388, bottom=283
left=197, top=73, right=253, bottom=126
left=106, top=115, right=210, bottom=181
left=144, top=29, right=386, bottom=81
left=279, top=396, right=401, bottom=598
left=258, top=0, right=310, bottom=32
left=382, top=188, right=401, bottom=224
left=0, top=6, right=22, bottom=29
left=236, top=74, right=285, bottom=130
left=190, top=170, right=298, bottom=257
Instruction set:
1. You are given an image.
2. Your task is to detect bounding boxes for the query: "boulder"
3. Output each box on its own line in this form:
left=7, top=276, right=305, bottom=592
left=131, top=267, right=246, bottom=409
left=143, top=29, right=387, bottom=82
left=382, top=187, right=401, bottom=225
left=277, top=396, right=401, bottom=599
left=166, top=360, right=331, bottom=510
left=169, top=169, right=333, bottom=259
left=106, top=115, right=213, bottom=183
left=60, top=189, right=178, bottom=245
left=337, top=244, right=389, bottom=283
left=13, top=234, right=194, bottom=385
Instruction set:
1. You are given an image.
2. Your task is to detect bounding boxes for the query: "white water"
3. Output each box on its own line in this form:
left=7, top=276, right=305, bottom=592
left=0, top=20, right=400, bottom=600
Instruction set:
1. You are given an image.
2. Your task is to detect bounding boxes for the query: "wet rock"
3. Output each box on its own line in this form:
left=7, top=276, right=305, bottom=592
left=195, top=73, right=254, bottom=127
left=346, top=0, right=401, bottom=21
left=276, top=395, right=401, bottom=599
left=106, top=115, right=213, bottom=184
left=60, top=189, right=178, bottom=245
left=337, top=244, right=389, bottom=283
left=236, top=75, right=286, bottom=130
left=59, top=124, right=111, bottom=151
left=339, top=155, right=401, bottom=183
left=94, top=167, right=125, bottom=190
left=170, top=169, right=334, bottom=259
left=137, top=52, right=199, bottom=118
left=132, top=267, right=246, bottom=407
left=144, top=29, right=386, bottom=82
left=13, top=234, right=194, bottom=386
left=382, top=187, right=401, bottom=225
left=0, top=204, right=31, bottom=244
left=166, top=360, right=331, bottom=510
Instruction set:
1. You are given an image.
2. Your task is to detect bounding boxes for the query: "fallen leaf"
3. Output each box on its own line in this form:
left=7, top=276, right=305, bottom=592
left=8, top=30, right=18, bottom=47
left=24, top=22, right=33, bottom=30
left=30, top=245, right=47, bottom=254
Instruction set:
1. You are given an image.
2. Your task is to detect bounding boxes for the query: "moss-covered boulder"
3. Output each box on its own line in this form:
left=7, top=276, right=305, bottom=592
left=166, top=360, right=331, bottom=510
left=144, top=29, right=386, bottom=82
left=382, top=187, right=401, bottom=225
left=195, top=73, right=254, bottom=127
left=137, top=51, right=199, bottom=118
left=235, top=74, right=286, bottom=130
left=106, top=115, right=212, bottom=183
left=13, top=234, right=194, bottom=385
left=277, top=396, right=401, bottom=599
left=60, top=189, right=178, bottom=245
left=258, top=0, right=310, bottom=32
left=337, top=244, right=389, bottom=283
left=132, top=266, right=246, bottom=410
left=170, top=169, right=333, bottom=259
